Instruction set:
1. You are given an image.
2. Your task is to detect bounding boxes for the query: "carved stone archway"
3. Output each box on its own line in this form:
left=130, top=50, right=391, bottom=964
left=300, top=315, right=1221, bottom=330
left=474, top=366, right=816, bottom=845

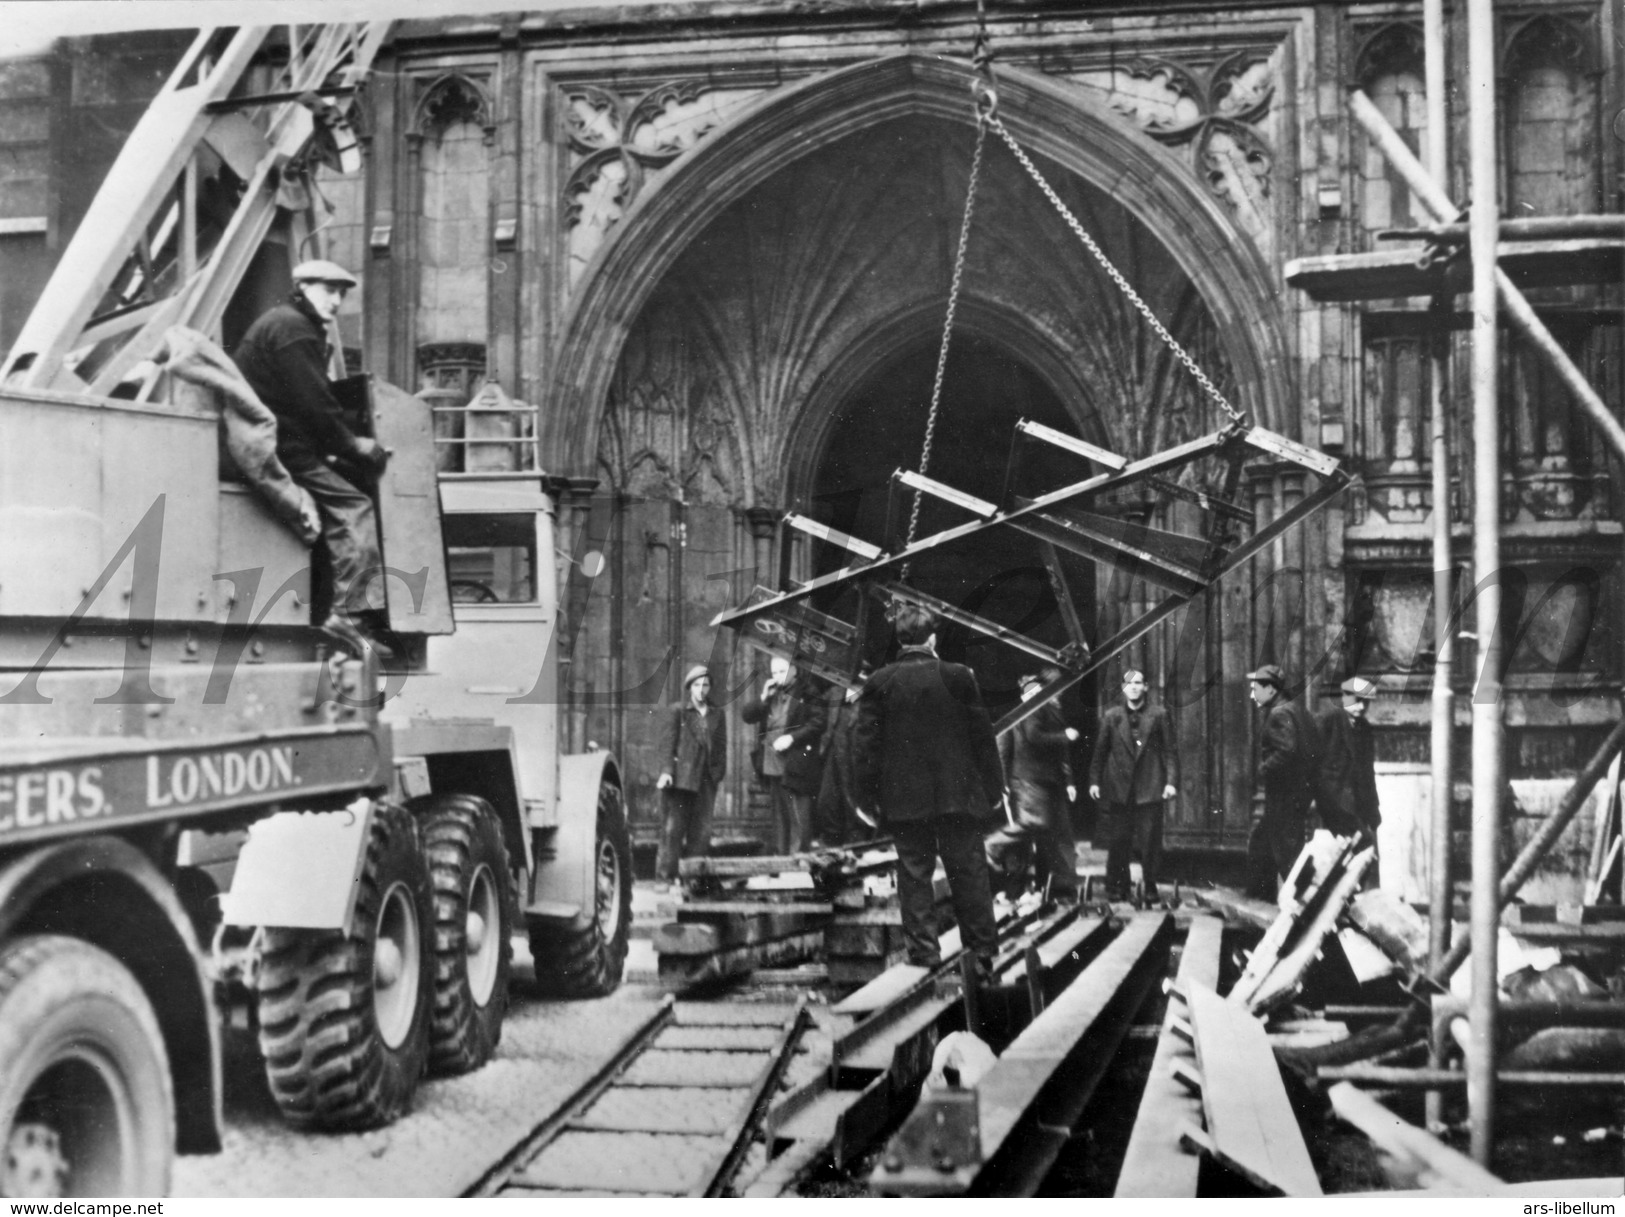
left=544, top=52, right=1293, bottom=478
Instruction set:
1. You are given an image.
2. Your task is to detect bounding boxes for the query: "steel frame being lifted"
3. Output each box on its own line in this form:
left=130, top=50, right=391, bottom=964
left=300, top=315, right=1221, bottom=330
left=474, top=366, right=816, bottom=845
left=713, top=415, right=1349, bottom=738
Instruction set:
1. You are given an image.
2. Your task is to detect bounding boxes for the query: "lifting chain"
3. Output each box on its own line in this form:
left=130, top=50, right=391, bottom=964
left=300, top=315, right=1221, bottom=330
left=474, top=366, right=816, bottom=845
left=981, top=110, right=1247, bottom=429
left=903, top=94, right=988, bottom=560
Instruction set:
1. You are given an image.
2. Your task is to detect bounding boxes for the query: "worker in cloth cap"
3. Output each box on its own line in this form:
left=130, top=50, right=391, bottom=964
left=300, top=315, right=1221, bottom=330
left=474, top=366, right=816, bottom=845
left=985, top=667, right=1082, bottom=903
left=232, top=259, right=390, bottom=656
left=1246, top=663, right=1322, bottom=900
left=1315, top=675, right=1383, bottom=887
left=654, top=664, right=727, bottom=885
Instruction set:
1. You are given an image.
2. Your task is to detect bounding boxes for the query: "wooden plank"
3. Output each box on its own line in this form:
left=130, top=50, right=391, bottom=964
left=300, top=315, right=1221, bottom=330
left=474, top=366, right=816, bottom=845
left=656, top=930, right=825, bottom=988
left=831, top=963, right=931, bottom=1015
left=1283, top=238, right=1625, bottom=302
left=1116, top=915, right=1224, bottom=1198
left=1187, top=981, right=1322, bottom=1196
left=676, top=901, right=833, bottom=917
left=1191, top=885, right=1277, bottom=930
left=1327, top=1082, right=1503, bottom=1192
left=653, top=909, right=829, bottom=957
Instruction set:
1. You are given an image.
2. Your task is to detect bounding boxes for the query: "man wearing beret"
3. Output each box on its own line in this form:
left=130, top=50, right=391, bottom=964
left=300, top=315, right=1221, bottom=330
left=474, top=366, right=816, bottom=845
left=1247, top=663, right=1322, bottom=898
left=654, top=664, right=727, bottom=884
left=1316, top=675, right=1383, bottom=886
left=233, top=259, right=390, bottom=654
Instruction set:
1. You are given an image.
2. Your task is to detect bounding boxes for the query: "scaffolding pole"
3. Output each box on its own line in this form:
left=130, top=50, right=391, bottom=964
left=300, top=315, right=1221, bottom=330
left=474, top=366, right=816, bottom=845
left=1465, top=0, right=1502, bottom=1167
left=1423, top=0, right=1455, bottom=1134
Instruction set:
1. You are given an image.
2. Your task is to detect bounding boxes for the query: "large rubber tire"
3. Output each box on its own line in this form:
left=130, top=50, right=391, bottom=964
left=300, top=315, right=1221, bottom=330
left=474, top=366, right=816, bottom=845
left=528, top=778, right=632, bottom=998
left=0, top=935, right=173, bottom=1197
left=410, top=793, right=513, bottom=1075
left=255, top=801, right=433, bottom=1130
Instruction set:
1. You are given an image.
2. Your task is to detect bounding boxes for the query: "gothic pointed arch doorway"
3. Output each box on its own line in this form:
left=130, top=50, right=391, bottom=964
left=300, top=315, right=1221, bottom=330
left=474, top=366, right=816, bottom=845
left=571, top=59, right=1286, bottom=855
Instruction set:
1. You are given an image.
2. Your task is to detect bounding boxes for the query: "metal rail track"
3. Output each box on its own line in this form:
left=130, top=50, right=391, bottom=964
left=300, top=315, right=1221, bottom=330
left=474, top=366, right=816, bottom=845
left=467, top=998, right=808, bottom=1197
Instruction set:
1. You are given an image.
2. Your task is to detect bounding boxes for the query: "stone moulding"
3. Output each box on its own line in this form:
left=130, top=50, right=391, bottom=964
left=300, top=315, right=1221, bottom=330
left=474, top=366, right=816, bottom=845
left=542, top=52, right=1294, bottom=479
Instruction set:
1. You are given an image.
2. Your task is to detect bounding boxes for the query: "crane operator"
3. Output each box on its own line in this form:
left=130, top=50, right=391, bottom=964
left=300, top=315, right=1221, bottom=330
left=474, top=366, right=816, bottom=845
left=233, top=259, right=390, bottom=655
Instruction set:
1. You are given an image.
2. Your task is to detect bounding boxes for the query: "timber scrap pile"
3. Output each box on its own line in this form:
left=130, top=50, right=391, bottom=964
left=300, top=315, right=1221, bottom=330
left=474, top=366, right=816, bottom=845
left=1152, top=830, right=1625, bottom=1197
left=660, top=843, right=940, bottom=990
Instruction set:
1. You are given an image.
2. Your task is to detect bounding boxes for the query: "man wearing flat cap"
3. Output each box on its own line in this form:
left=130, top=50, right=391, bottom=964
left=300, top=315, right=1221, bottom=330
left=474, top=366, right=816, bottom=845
left=1316, top=675, right=1383, bottom=885
left=654, top=664, right=727, bottom=884
left=234, top=259, right=389, bottom=653
left=1247, top=663, right=1322, bottom=898
left=985, top=666, right=1081, bottom=903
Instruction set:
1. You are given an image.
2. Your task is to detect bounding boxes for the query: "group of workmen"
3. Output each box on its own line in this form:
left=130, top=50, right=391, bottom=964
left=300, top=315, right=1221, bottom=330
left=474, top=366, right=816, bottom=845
left=654, top=604, right=1384, bottom=983
left=246, top=260, right=1382, bottom=982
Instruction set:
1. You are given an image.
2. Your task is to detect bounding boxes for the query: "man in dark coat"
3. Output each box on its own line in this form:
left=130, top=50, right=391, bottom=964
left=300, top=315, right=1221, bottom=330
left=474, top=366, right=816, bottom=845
left=654, top=664, right=727, bottom=883
left=1317, top=674, right=1382, bottom=885
left=742, top=656, right=824, bottom=853
left=1089, top=668, right=1178, bottom=901
left=986, top=667, right=1081, bottom=901
left=1247, top=663, right=1323, bottom=898
left=233, top=259, right=388, bottom=652
left=854, top=605, right=1003, bottom=974
left=812, top=662, right=873, bottom=848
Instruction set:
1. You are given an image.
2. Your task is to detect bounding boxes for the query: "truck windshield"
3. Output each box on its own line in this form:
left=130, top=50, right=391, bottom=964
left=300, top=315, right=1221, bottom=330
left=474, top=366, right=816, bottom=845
left=444, top=512, right=537, bottom=604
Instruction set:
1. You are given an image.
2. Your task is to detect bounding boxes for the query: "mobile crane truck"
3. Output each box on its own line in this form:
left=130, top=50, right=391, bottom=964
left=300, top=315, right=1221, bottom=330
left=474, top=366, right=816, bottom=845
left=0, top=23, right=631, bottom=1196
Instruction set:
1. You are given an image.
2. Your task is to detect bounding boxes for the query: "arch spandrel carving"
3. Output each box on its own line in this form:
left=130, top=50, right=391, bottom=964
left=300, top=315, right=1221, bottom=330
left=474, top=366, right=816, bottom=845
left=545, top=53, right=1294, bottom=479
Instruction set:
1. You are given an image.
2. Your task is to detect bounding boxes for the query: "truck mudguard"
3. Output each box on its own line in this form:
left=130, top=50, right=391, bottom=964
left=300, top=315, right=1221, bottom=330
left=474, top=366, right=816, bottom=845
left=529, top=750, right=620, bottom=924
left=0, top=835, right=221, bottom=1153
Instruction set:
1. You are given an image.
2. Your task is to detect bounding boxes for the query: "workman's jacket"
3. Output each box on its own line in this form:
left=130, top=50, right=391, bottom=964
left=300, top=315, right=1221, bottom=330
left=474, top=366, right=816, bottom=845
left=1000, top=700, right=1073, bottom=832
left=1315, top=707, right=1381, bottom=836
left=1090, top=700, right=1176, bottom=809
left=233, top=292, right=364, bottom=466
left=742, top=678, right=824, bottom=797
left=853, top=647, right=1004, bottom=825
left=658, top=700, right=726, bottom=793
left=1256, top=694, right=1322, bottom=816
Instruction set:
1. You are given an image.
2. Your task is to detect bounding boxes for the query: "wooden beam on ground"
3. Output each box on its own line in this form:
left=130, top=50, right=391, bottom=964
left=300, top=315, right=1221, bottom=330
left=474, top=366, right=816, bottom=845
left=653, top=909, right=830, bottom=956
left=1116, top=915, right=1224, bottom=1198
left=872, top=912, right=1174, bottom=1196
left=1191, top=885, right=1276, bottom=930
left=1186, top=981, right=1323, bottom=1196
left=656, top=930, right=825, bottom=989
left=1327, top=1081, right=1503, bottom=1192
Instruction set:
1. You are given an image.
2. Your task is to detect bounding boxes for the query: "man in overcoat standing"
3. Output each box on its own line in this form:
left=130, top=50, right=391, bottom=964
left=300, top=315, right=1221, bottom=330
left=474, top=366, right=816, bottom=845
left=742, top=655, right=824, bottom=854
left=854, top=606, right=1003, bottom=975
left=1247, top=663, right=1322, bottom=897
left=1316, top=674, right=1382, bottom=886
left=1089, top=668, right=1177, bottom=901
left=654, top=664, right=727, bottom=884
left=986, top=668, right=1081, bottom=902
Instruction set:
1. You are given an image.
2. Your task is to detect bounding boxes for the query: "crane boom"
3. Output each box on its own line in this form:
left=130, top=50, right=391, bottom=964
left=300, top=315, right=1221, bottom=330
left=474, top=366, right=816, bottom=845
left=1, top=22, right=390, bottom=396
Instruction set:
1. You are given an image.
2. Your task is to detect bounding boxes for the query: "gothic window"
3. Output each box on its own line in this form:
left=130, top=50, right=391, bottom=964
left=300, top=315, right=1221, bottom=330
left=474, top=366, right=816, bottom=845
left=1355, top=24, right=1430, bottom=246
left=1504, top=16, right=1600, bottom=218
left=415, top=75, right=492, bottom=348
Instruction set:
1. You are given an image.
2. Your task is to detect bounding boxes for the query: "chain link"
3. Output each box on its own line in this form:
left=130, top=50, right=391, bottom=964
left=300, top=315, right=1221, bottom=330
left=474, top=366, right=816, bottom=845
left=985, top=112, right=1247, bottom=428
left=905, top=109, right=989, bottom=554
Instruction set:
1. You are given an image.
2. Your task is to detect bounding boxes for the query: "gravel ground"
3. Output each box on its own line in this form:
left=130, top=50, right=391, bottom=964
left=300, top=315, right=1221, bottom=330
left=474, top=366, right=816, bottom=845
left=173, top=940, right=668, bottom=1198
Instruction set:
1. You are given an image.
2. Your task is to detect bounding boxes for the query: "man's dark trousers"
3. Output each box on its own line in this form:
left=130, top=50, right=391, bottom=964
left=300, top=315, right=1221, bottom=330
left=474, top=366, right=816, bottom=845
left=286, top=455, right=379, bottom=614
left=657, top=782, right=716, bottom=881
left=1104, top=801, right=1162, bottom=897
left=892, top=814, right=999, bottom=966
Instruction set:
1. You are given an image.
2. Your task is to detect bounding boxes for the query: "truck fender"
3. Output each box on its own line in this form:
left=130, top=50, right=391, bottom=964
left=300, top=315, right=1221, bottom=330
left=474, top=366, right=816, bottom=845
left=220, top=800, right=373, bottom=935
left=0, top=835, right=221, bottom=1154
left=529, top=751, right=620, bottom=924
